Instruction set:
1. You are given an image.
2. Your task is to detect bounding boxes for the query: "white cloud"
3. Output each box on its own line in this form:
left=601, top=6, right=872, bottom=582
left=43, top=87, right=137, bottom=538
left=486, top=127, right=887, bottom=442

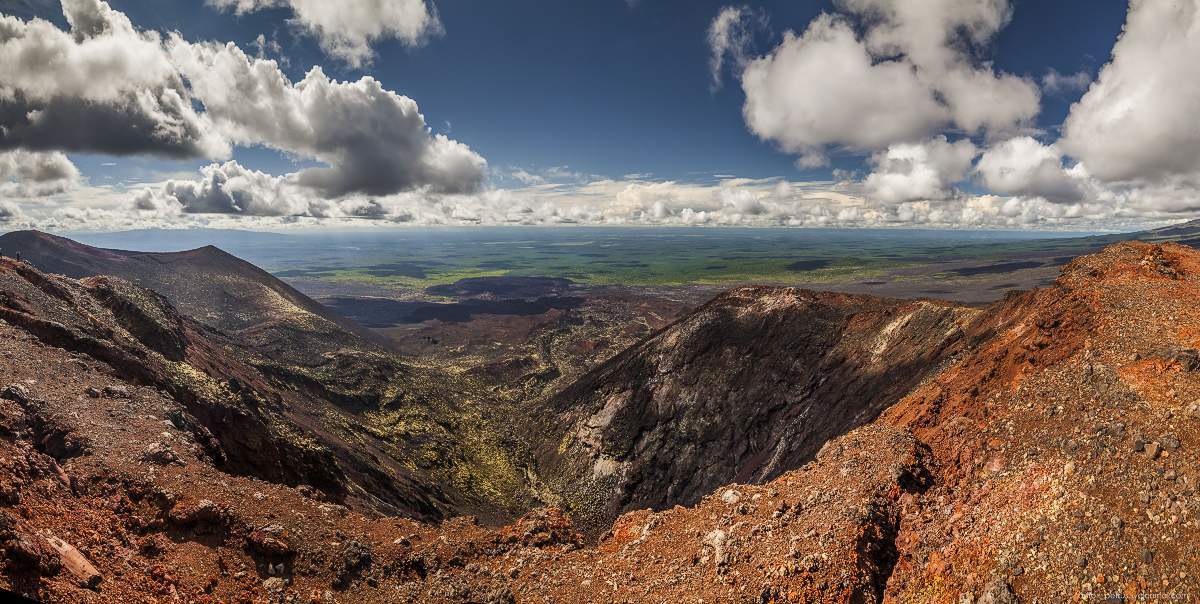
left=0, top=0, right=485, bottom=222
left=934, top=66, right=1040, bottom=135
left=251, top=32, right=286, bottom=66
left=2, top=166, right=1184, bottom=233
left=158, top=161, right=303, bottom=216
left=1060, top=0, right=1200, bottom=183
left=741, top=15, right=947, bottom=157
left=0, top=201, right=23, bottom=222
left=6, top=0, right=1200, bottom=233
left=0, top=150, right=81, bottom=197
left=1041, top=68, right=1092, bottom=96
left=0, top=0, right=228, bottom=158
left=739, top=0, right=1038, bottom=161
left=509, top=169, right=546, bottom=186
left=707, top=5, right=766, bottom=91
left=838, top=0, right=1039, bottom=134
left=976, top=137, right=1082, bottom=202
left=167, top=39, right=485, bottom=197
left=207, top=0, right=442, bottom=68
left=863, top=137, right=977, bottom=204
left=143, top=160, right=459, bottom=219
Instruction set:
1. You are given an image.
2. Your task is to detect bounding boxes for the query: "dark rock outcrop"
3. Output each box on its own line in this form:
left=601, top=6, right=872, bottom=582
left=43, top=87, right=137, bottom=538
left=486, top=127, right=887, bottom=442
left=536, top=287, right=976, bottom=532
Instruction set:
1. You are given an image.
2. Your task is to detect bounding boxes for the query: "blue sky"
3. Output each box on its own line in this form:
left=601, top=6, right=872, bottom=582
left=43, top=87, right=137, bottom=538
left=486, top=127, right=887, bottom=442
left=3, top=0, right=1198, bottom=231
left=52, top=0, right=1127, bottom=184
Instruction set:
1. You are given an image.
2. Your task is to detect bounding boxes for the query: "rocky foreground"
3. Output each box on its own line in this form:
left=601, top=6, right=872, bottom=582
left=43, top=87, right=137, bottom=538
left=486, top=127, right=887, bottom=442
left=1, top=241, right=1200, bottom=602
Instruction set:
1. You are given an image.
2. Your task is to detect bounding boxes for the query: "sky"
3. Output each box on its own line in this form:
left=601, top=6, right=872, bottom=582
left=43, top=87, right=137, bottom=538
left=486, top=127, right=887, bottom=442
left=0, top=0, right=1196, bottom=232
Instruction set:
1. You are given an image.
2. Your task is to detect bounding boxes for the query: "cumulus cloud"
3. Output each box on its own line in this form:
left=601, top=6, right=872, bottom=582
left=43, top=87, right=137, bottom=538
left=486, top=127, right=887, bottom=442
left=8, top=164, right=1183, bottom=233
left=6, top=0, right=1199, bottom=233
left=1041, top=68, right=1092, bottom=96
left=160, top=161, right=302, bottom=216
left=839, top=0, right=1039, bottom=133
left=1060, top=0, right=1200, bottom=183
left=0, top=0, right=485, bottom=221
left=143, top=157, right=482, bottom=221
left=0, top=0, right=229, bottom=158
left=976, top=137, right=1083, bottom=202
left=167, top=40, right=486, bottom=197
left=0, top=201, right=23, bottom=222
left=741, top=16, right=946, bottom=162
left=207, top=0, right=442, bottom=68
left=707, top=5, right=766, bottom=91
left=739, top=0, right=1038, bottom=162
left=0, top=150, right=81, bottom=197
left=863, top=137, right=977, bottom=204
left=143, top=160, right=394, bottom=218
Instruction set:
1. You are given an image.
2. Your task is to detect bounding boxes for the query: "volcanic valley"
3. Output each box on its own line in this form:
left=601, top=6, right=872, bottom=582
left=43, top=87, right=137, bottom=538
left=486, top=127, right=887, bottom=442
left=0, top=229, right=1199, bottom=602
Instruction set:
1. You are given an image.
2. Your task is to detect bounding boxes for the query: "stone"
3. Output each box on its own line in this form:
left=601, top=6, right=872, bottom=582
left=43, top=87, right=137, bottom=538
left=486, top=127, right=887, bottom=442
left=248, top=525, right=293, bottom=556
left=1145, top=442, right=1162, bottom=460
left=102, top=385, right=131, bottom=399
left=169, top=499, right=226, bottom=532
left=978, top=577, right=1018, bottom=604
left=43, top=533, right=102, bottom=588
left=1168, top=348, right=1200, bottom=371
left=485, top=587, right=517, bottom=604
left=332, top=540, right=372, bottom=589
left=1, top=384, right=29, bottom=403
left=6, top=532, right=62, bottom=576
left=1160, top=435, right=1181, bottom=451
left=140, top=442, right=181, bottom=466
left=167, top=410, right=188, bottom=430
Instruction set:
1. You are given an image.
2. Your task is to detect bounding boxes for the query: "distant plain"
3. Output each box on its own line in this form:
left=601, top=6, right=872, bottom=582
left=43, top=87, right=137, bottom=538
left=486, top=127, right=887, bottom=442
left=72, top=226, right=1113, bottom=302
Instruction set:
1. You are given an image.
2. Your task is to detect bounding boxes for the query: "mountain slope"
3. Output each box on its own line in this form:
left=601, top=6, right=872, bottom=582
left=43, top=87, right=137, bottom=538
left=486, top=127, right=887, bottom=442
left=4, top=236, right=1200, bottom=601
left=873, top=241, right=1200, bottom=600
left=534, top=287, right=979, bottom=532
left=0, top=230, right=391, bottom=359
left=0, top=256, right=463, bottom=515
left=365, top=240, right=1200, bottom=602
left=0, top=249, right=543, bottom=523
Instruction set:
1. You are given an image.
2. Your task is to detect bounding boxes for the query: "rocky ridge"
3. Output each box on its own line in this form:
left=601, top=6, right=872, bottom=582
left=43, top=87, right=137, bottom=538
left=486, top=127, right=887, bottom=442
left=0, top=255, right=538, bottom=524
left=536, top=287, right=977, bottom=533
left=386, top=241, right=1200, bottom=602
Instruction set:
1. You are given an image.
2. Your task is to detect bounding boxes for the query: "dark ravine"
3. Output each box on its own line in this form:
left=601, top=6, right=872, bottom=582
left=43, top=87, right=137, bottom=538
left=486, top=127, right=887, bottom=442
left=535, top=285, right=979, bottom=533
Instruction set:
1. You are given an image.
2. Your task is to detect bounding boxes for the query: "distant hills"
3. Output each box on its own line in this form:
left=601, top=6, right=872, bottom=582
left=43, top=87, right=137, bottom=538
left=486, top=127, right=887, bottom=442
left=0, top=230, right=389, bottom=357
left=66, top=228, right=295, bottom=254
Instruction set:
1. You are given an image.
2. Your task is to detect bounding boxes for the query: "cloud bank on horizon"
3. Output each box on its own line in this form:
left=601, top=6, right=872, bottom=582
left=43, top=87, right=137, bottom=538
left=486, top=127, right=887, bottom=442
left=0, top=0, right=1198, bottom=232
